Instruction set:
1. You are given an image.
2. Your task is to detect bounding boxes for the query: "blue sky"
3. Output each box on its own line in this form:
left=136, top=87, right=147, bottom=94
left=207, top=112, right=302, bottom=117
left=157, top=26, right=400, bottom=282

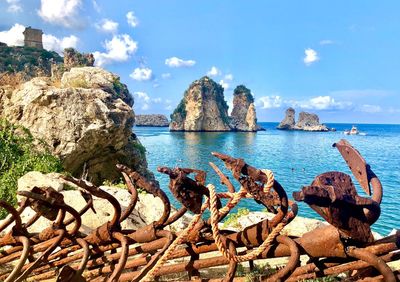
left=1, top=0, right=400, bottom=124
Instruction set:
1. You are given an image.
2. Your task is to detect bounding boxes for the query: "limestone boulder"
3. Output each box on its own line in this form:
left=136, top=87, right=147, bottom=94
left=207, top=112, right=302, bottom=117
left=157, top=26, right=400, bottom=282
left=224, top=211, right=325, bottom=237
left=61, top=67, right=133, bottom=106
left=6, top=172, right=191, bottom=235
left=0, top=67, right=148, bottom=184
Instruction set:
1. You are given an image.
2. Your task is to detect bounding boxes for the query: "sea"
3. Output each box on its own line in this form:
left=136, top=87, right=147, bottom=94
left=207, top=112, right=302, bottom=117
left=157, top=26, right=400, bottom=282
left=134, top=122, right=400, bottom=236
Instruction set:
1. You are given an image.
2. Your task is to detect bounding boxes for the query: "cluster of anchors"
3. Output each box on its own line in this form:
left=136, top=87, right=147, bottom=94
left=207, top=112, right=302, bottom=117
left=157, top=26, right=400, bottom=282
left=0, top=139, right=399, bottom=281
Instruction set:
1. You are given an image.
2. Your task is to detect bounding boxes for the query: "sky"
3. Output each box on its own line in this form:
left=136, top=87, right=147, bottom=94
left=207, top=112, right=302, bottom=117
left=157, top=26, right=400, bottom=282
left=1, top=0, right=400, bottom=124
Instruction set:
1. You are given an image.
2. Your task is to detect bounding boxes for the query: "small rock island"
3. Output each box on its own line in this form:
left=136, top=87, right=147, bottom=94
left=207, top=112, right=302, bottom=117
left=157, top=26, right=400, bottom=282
left=135, top=114, right=169, bottom=127
left=277, top=107, right=329, bottom=132
left=169, top=76, right=262, bottom=132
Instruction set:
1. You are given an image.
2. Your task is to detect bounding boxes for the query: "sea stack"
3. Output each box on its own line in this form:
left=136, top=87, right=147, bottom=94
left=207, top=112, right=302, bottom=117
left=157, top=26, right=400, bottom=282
left=294, top=111, right=329, bottom=131
left=169, top=76, right=231, bottom=131
left=277, top=108, right=329, bottom=132
left=230, top=85, right=258, bottom=132
left=277, top=107, right=296, bottom=130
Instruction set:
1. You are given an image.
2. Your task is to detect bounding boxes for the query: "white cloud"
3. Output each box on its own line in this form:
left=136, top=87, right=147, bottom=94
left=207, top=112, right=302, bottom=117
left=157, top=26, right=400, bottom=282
left=6, top=0, right=22, bottom=13
left=207, top=66, right=220, bottom=77
left=224, top=74, right=233, bottom=81
left=330, top=89, right=393, bottom=99
left=126, top=11, right=139, bottom=28
left=291, top=96, right=352, bottom=110
left=92, top=0, right=100, bottom=12
left=219, top=80, right=230, bottom=90
left=359, top=104, right=382, bottom=113
left=134, top=91, right=150, bottom=103
left=161, top=73, right=171, bottom=79
left=319, top=39, right=334, bottom=45
left=93, top=34, right=138, bottom=67
left=130, top=67, right=153, bottom=81
left=0, top=23, right=24, bottom=46
left=388, top=107, right=400, bottom=114
left=303, top=48, right=319, bottom=66
left=134, top=92, right=166, bottom=110
left=38, top=0, right=83, bottom=28
left=257, top=96, right=283, bottom=109
left=165, top=57, right=196, bottom=68
left=96, top=19, right=118, bottom=34
left=255, top=94, right=351, bottom=111
left=303, top=96, right=340, bottom=110
left=43, top=34, right=78, bottom=54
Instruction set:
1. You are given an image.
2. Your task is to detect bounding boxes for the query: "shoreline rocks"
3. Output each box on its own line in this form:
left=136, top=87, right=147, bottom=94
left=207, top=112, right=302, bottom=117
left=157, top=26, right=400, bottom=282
left=9, top=172, right=191, bottom=235
left=277, top=107, right=329, bottom=132
left=0, top=66, right=150, bottom=184
left=135, top=114, right=169, bottom=127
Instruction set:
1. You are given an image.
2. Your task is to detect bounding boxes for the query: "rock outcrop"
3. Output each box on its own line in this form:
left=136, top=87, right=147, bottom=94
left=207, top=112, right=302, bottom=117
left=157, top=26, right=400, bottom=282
left=0, top=45, right=63, bottom=86
left=0, top=67, right=149, bottom=184
left=63, top=48, right=95, bottom=71
left=230, top=85, right=258, bottom=132
left=294, top=111, right=329, bottom=131
left=11, top=172, right=191, bottom=235
left=277, top=107, right=296, bottom=129
left=277, top=108, right=329, bottom=132
left=135, top=114, right=169, bottom=127
left=170, top=76, right=231, bottom=131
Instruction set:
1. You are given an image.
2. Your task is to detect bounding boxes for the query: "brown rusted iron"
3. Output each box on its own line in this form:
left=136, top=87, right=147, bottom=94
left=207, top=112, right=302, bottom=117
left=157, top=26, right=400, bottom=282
left=0, top=139, right=398, bottom=281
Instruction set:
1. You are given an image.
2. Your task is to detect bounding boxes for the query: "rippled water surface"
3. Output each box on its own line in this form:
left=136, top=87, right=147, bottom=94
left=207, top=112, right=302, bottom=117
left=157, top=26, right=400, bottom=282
left=135, top=123, right=400, bottom=235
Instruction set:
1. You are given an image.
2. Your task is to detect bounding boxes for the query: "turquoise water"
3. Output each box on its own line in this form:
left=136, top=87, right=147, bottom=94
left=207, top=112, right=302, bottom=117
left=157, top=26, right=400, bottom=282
left=134, top=123, right=400, bottom=235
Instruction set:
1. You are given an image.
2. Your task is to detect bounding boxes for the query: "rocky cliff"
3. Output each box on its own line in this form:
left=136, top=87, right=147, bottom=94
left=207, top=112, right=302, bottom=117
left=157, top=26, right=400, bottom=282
left=277, top=108, right=329, bottom=131
left=135, top=114, right=169, bottom=127
left=0, top=67, right=150, bottom=184
left=170, top=76, right=231, bottom=131
left=0, top=45, right=63, bottom=86
left=230, top=85, right=258, bottom=132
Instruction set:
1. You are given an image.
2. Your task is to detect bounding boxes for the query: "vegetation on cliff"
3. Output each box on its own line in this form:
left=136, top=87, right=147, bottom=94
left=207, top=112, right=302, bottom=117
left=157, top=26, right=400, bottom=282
left=0, top=45, right=62, bottom=74
left=233, top=85, right=254, bottom=103
left=0, top=119, right=63, bottom=218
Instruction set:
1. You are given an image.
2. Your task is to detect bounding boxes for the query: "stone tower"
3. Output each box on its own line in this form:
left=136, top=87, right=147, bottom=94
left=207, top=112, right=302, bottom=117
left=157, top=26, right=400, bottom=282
left=23, top=27, right=43, bottom=49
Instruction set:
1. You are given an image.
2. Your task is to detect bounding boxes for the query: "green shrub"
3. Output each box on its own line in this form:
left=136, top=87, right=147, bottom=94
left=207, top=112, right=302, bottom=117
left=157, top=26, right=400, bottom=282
left=236, top=262, right=276, bottom=281
left=68, top=77, right=89, bottom=88
left=0, top=120, right=63, bottom=218
left=132, top=140, right=146, bottom=159
left=223, top=207, right=250, bottom=228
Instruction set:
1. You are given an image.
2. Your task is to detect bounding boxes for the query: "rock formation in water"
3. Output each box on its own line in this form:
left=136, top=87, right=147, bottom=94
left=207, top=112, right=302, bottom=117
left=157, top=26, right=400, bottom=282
left=277, top=108, right=329, bottom=131
left=294, top=111, right=329, bottom=131
left=277, top=107, right=296, bottom=129
left=135, top=114, right=169, bottom=127
left=230, top=85, right=258, bottom=132
left=0, top=66, right=150, bottom=184
left=170, top=76, right=231, bottom=131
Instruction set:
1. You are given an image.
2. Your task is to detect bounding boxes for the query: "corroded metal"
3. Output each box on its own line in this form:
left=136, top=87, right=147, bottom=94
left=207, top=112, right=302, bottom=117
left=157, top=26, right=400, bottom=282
left=0, top=139, right=397, bottom=281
